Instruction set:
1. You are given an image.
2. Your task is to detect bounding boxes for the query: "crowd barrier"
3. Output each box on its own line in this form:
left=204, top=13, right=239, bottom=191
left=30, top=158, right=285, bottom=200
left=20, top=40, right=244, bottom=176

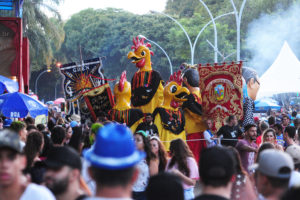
left=160, top=138, right=240, bottom=143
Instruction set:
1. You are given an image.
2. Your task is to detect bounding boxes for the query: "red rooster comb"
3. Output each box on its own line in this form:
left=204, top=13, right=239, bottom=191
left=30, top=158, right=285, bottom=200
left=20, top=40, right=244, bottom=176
left=131, top=36, right=153, bottom=55
left=118, top=71, right=127, bottom=92
left=168, top=70, right=182, bottom=85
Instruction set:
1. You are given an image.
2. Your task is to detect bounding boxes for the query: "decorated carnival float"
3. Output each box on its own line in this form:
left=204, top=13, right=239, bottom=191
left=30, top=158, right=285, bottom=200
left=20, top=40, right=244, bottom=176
left=58, top=36, right=260, bottom=159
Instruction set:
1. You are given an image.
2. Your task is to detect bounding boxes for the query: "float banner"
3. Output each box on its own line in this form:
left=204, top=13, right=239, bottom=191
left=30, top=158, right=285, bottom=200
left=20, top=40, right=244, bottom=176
left=198, top=62, right=243, bottom=131
left=59, top=57, right=106, bottom=102
left=83, top=83, right=114, bottom=122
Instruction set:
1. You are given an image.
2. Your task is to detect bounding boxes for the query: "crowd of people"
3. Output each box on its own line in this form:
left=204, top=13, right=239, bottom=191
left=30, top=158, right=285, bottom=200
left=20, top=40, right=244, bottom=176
left=0, top=106, right=300, bottom=200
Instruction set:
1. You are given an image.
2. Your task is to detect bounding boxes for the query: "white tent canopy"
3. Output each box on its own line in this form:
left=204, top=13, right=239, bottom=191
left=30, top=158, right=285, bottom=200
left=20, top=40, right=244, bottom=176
left=257, top=41, right=300, bottom=98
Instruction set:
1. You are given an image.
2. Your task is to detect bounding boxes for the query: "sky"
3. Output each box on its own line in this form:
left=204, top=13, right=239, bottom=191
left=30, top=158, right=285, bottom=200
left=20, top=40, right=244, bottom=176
left=58, top=0, right=168, bottom=20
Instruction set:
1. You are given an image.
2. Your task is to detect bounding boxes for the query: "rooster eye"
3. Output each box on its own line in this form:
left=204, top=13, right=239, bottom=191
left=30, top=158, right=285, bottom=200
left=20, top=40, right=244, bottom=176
left=141, top=51, right=145, bottom=56
left=170, top=85, right=177, bottom=93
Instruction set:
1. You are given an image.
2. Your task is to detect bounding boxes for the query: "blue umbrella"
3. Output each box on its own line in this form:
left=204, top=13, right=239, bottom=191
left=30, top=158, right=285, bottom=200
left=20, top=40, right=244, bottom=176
left=0, top=75, right=19, bottom=94
left=0, top=92, right=48, bottom=118
left=46, top=101, right=54, bottom=105
left=255, top=99, right=281, bottom=111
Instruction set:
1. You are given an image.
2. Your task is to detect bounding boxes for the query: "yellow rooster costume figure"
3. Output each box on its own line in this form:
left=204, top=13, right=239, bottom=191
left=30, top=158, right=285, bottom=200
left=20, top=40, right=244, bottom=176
left=182, top=66, right=207, bottom=164
left=127, top=36, right=164, bottom=114
left=108, top=71, right=144, bottom=133
left=153, top=71, right=190, bottom=151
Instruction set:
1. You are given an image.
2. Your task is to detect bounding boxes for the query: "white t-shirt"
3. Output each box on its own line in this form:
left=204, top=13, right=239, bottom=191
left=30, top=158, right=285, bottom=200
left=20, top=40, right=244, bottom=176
left=203, top=130, right=216, bottom=148
left=20, top=183, right=55, bottom=200
left=289, top=170, right=300, bottom=187
left=20, top=141, right=25, bottom=151
left=132, top=159, right=149, bottom=192
left=82, top=158, right=96, bottom=195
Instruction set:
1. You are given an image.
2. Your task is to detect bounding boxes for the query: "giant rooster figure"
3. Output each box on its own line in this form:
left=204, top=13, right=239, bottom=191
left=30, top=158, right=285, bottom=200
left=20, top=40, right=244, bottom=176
left=153, top=71, right=190, bottom=151
left=109, top=71, right=144, bottom=133
left=127, top=36, right=164, bottom=114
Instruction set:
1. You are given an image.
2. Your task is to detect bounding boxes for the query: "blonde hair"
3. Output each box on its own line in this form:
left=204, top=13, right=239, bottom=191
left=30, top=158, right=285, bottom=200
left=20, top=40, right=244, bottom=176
left=262, top=128, right=277, bottom=144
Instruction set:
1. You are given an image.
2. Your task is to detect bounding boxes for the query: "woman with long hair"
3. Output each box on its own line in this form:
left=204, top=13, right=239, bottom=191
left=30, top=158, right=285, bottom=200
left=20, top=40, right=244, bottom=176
left=64, top=124, right=73, bottom=144
left=262, top=128, right=283, bottom=151
left=150, top=136, right=168, bottom=172
left=24, top=131, right=45, bottom=184
left=166, top=139, right=199, bottom=200
left=24, top=131, right=44, bottom=168
left=68, top=126, right=85, bottom=154
left=133, top=130, right=158, bottom=200
left=227, top=147, right=257, bottom=200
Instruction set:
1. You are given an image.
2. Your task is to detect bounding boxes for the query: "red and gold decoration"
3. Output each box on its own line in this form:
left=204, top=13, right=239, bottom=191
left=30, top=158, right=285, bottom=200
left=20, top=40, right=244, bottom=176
left=198, top=62, right=243, bottom=131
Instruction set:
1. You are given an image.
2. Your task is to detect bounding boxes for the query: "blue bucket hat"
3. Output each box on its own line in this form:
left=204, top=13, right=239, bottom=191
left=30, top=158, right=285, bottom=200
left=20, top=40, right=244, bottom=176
left=84, top=123, right=145, bottom=170
left=70, top=121, right=78, bottom=128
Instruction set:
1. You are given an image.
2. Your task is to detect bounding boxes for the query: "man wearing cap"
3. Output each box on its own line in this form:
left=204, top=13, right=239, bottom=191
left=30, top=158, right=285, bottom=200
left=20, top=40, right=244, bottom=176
left=0, top=129, right=55, bottom=200
left=71, top=114, right=81, bottom=124
left=84, top=123, right=145, bottom=200
left=195, top=146, right=236, bottom=200
left=285, top=145, right=300, bottom=187
left=44, top=146, right=88, bottom=200
left=251, top=149, right=294, bottom=200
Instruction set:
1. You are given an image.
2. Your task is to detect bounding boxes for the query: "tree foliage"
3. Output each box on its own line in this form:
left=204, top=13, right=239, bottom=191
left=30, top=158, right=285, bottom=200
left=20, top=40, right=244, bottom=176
left=23, top=0, right=64, bottom=71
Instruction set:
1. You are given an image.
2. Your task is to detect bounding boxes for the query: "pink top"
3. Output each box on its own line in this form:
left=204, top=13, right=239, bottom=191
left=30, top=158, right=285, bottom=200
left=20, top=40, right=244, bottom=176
left=166, top=157, right=199, bottom=189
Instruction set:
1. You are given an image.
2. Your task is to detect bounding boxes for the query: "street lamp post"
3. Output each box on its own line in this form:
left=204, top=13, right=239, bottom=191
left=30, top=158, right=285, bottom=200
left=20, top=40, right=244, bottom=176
left=138, top=34, right=173, bottom=75
left=54, top=81, right=60, bottom=100
left=151, top=10, right=234, bottom=65
left=193, top=12, right=234, bottom=63
left=35, top=68, right=51, bottom=95
left=151, top=10, right=193, bottom=64
left=198, top=0, right=218, bottom=63
left=230, top=0, right=247, bottom=61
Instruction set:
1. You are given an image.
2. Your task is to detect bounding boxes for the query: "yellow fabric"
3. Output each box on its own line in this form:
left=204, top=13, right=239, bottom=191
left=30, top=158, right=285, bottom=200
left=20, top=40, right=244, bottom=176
left=134, top=81, right=164, bottom=114
left=130, top=118, right=144, bottom=133
left=154, top=112, right=186, bottom=151
left=113, top=79, right=131, bottom=110
left=184, top=91, right=206, bottom=134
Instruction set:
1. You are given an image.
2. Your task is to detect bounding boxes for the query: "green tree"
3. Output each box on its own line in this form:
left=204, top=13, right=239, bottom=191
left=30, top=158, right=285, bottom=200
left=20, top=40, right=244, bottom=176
left=23, top=0, right=65, bottom=71
left=60, top=8, right=174, bottom=81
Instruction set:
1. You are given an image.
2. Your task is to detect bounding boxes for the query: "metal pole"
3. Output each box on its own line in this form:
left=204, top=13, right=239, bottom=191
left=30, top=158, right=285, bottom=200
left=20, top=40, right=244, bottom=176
left=199, top=0, right=218, bottom=63
left=151, top=11, right=194, bottom=64
left=192, top=12, right=234, bottom=63
left=223, top=51, right=236, bottom=62
left=206, top=40, right=223, bottom=58
left=35, top=70, right=48, bottom=95
left=138, top=35, right=173, bottom=75
left=54, top=81, right=60, bottom=100
left=230, top=0, right=247, bottom=61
